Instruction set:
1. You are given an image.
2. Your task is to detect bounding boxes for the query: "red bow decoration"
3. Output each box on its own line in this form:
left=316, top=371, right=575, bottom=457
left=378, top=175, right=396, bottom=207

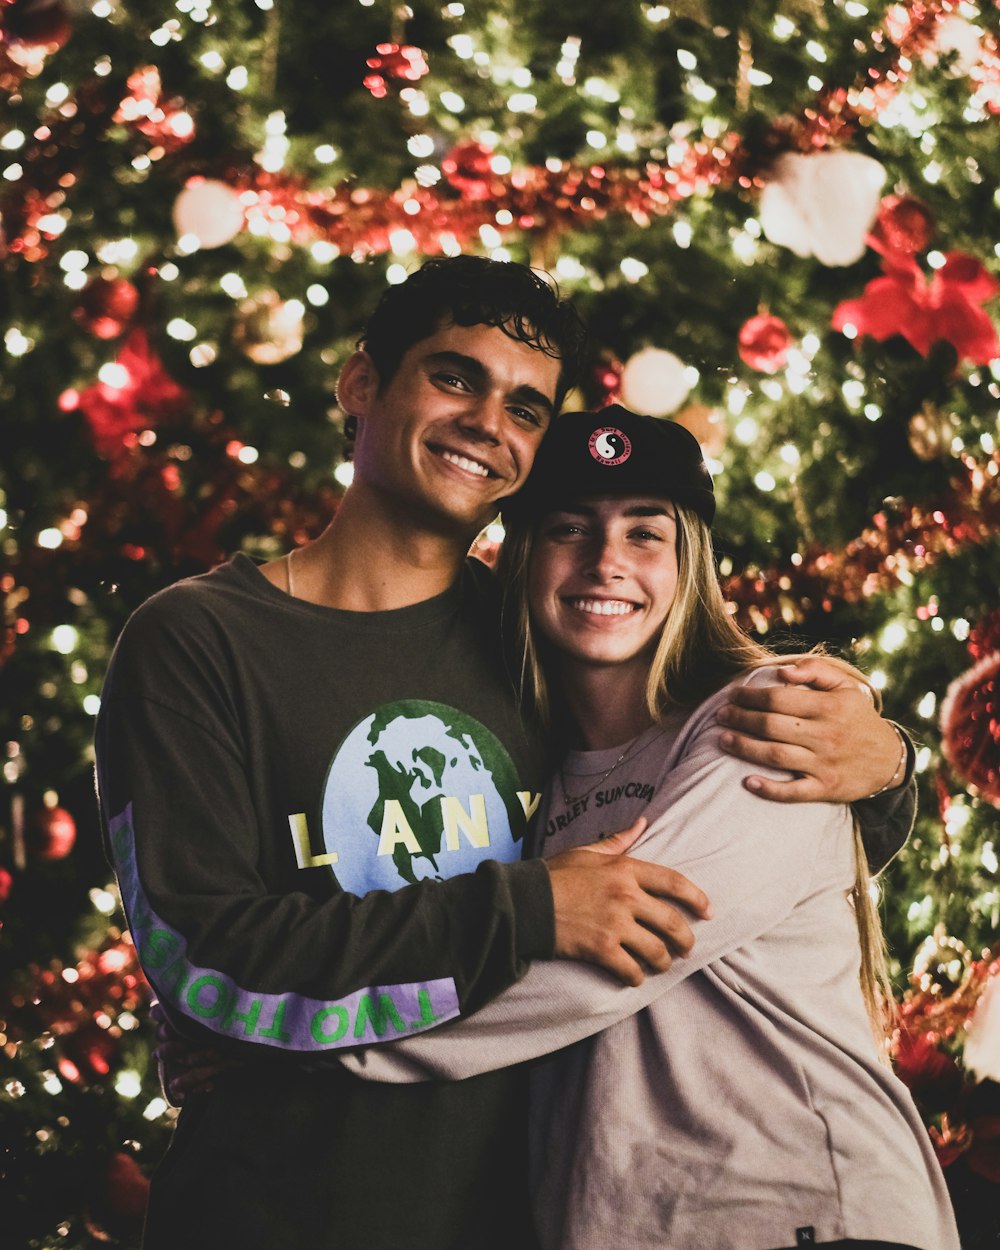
left=832, top=247, right=1000, bottom=365
left=892, top=1023, right=964, bottom=1112
left=78, top=330, right=190, bottom=458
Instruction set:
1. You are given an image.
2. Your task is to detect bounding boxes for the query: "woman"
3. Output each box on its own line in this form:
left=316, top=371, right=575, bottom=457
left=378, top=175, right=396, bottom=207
left=339, top=406, right=959, bottom=1250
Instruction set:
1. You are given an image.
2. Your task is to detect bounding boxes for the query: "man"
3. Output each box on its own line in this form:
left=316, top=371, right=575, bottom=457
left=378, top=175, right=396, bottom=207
left=96, top=256, right=912, bottom=1250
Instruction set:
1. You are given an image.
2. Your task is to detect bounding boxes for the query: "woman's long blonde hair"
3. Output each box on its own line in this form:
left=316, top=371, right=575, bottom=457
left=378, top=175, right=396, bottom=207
left=498, top=501, right=895, bottom=1053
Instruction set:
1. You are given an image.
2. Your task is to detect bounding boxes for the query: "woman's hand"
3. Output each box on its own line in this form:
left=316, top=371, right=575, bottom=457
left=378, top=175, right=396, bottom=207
left=151, top=1000, right=240, bottom=1105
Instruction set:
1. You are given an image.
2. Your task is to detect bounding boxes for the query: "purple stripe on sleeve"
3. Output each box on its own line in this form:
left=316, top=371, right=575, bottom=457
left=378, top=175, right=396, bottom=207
left=109, top=804, right=460, bottom=1051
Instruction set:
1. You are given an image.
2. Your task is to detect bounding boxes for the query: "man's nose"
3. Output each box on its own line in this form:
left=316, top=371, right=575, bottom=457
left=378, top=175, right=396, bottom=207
left=458, top=394, right=504, bottom=442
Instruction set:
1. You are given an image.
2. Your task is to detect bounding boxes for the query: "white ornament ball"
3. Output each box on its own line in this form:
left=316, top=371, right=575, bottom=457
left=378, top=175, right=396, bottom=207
left=172, top=179, right=245, bottom=249
left=964, top=971, right=1000, bottom=1083
left=759, top=150, right=886, bottom=267
left=925, top=16, right=983, bottom=75
left=619, top=347, right=691, bottom=417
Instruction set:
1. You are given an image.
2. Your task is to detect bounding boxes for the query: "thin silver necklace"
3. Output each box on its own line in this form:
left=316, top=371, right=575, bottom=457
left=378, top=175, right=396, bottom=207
left=559, top=726, right=666, bottom=807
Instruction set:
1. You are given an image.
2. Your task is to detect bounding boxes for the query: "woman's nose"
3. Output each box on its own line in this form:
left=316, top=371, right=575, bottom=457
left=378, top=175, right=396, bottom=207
left=585, top=536, right=625, bottom=581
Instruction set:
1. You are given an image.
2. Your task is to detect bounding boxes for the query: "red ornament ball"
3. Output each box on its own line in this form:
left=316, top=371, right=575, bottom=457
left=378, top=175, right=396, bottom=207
left=368, top=42, right=428, bottom=80
left=940, top=651, right=1000, bottom=807
left=85, top=1151, right=151, bottom=1240
left=441, top=141, right=497, bottom=201
left=969, top=609, right=1000, bottom=661
left=737, top=314, right=792, bottom=374
left=1, top=0, right=72, bottom=50
left=892, top=1024, right=962, bottom=1109
left=363, top=42, right=428, bottom=97
left=73, top=276, right=139, bottom=340
left=594, top=358, right=622, bottom=405
left=873, top=194, right=935, bottom=256
left=33, top=805, right=76, bottom=859
left=0, top=866, right=12, bottom=906
left=102, top=1152, right=151, bottom=1222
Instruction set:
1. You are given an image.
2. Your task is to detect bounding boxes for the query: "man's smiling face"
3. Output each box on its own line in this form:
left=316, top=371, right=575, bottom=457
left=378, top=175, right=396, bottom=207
left=345, top=321, right=561, bottom=535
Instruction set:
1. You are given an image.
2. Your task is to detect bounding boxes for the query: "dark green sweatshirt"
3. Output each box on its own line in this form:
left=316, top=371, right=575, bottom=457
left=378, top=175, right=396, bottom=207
left=96, top=554, right=552, bottom=1250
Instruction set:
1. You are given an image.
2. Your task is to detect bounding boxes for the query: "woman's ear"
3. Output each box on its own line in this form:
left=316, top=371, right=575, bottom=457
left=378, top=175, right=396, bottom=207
left=335, top=350, right=380, bottom=418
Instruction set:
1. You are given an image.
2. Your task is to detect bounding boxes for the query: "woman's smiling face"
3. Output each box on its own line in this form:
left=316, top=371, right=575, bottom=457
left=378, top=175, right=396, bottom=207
left=527, top=495, right=680, bottom=679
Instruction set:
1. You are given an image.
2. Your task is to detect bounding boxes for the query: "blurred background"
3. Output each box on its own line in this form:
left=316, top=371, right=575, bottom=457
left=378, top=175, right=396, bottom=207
left=0, top=0, right=998, bottom=1245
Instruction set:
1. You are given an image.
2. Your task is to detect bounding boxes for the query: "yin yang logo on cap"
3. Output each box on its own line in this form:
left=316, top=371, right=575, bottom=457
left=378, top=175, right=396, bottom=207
left=588, top=426, right=632, bottom=466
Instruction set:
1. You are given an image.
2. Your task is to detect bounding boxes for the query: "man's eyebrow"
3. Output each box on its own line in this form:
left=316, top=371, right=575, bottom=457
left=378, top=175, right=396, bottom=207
left=424, top=351, right=555, bottom=416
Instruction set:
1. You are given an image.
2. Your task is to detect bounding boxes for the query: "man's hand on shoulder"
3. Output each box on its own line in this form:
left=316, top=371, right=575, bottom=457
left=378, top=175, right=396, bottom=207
left=716, top=655, right=908, bottom=804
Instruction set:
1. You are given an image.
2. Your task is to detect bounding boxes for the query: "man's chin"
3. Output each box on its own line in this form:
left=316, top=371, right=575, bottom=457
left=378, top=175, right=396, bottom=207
left=440, top=485, right=509, bottom=534
left=411, top=496, right=502, bottom=542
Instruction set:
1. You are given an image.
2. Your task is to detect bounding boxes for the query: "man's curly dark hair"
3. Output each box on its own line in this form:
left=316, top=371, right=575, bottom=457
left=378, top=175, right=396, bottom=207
left=356, top=255, right=588, bottom=412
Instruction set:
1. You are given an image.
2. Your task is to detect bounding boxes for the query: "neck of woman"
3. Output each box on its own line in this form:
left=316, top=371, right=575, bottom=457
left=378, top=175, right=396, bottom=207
left=555, top=658, right=657, bottom=752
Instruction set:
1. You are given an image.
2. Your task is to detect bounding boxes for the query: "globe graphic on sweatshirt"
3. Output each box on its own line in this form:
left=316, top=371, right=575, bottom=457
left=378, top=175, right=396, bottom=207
left=321, top=700, right=527, bottom=892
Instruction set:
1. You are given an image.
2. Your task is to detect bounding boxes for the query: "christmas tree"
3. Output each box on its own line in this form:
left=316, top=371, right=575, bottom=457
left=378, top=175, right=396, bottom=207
left=1, top=0, right=998, bottom=1245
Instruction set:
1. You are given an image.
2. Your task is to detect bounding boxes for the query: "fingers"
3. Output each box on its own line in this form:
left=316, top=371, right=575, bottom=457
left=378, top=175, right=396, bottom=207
left=622, top=922, right=675, bottom=973
left=590, top=897, right=698, bottom=987
left=718, top=727, right=841, bottom=799
left=156, top=1040, right=224, bottom=1069
left=720, top=670, right=905, bottom=802
left=774, top=656, right=866, bottom=693
left=612, top=911, right=697, bottom=987
left=722, top=683, right=831, bottom=728
left=719, top=728, right=814, bottom=772
left=631, top=861, right=711, bottom=920
left=151, top=1003, right=183, bottom=1046
left=154, top=1032, right=231, bottom=1107
left=721, top=667, right=874, bottom=755
left=562, top=912, right=682, bottom=989
left=741, top=773, right=824, bottom=803
left=718, top=686, right=857, bottom=760
left=589, top=943, right=648, bottom=989
left=632, top=902, right=694, bottom=965
left=718, top=700, right=814, bottom=754
left=547, top=847, right=710, bottom=986
left=578, top=817, right=648, bottom=856
left=165, top=1062, right=225, bottom=1104
left=154, top=1044, right=232, bottom=1105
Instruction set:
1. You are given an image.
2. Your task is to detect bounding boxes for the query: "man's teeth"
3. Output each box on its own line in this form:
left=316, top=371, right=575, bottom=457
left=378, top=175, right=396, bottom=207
left=441, top=450, right=490, bottom=478
left=568, top=599, right=636, bottom=616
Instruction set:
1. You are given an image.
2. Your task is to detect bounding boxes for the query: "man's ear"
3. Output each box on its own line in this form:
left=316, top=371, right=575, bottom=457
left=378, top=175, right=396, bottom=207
left=335, top=350, right=380, bottom=418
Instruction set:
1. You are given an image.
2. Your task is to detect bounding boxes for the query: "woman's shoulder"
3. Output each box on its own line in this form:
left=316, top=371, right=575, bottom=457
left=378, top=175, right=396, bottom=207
left=695, top=658, right=803, bottom=710
left=670, top=659, right=807, bottom=748
left=731, top=657, right=806, bottom=693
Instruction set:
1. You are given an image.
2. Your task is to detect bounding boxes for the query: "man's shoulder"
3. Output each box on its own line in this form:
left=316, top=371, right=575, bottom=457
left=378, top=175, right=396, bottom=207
left=458, top=557, right=506, bottom=646
left=462, top=554, right=500, bottom=607
left=114, top=556, right=255, bottom=654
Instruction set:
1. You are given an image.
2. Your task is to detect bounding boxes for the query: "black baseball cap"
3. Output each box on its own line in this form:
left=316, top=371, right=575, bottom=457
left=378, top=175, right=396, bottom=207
left=502, top=405, right=716, bottom=526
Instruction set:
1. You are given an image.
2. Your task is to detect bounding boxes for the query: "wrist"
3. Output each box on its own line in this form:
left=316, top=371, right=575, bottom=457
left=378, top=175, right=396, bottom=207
left=861, top=722, right=908, bottom=800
